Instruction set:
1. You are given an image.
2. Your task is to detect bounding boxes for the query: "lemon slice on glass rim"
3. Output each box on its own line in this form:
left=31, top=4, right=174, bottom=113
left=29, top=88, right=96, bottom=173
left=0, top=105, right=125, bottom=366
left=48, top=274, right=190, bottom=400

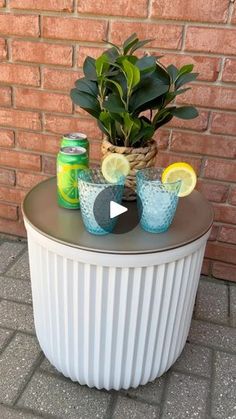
left=101, top=153, right=130, bottom=183
left=161, top=162, right=197, bottom=197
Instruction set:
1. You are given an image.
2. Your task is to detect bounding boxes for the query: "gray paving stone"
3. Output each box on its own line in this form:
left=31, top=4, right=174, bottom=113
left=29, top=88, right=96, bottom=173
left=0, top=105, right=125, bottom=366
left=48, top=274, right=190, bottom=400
left=0, top=328, right=13, bottom=351
left=6, top=252, right=30, bottom=280
left=112, top=396, right=160, bottom=419
left=0, top=333, right=41, bottom=404
left=195, top=281, right=229, bottom=325
left=18, top=371, right=111, bottom=419
left=212, top=352, right=236, bottom=419
left=162, top=372, right=209, bottom=418
left=188, top=319, right=236, bottom=352
left=124, top=375, right=165, bottom=405
left=0, top=404, right=42, bottom=418
left=0, top=300, right=35, bottom=334
left=230, top=286, right=236, bottom=327
left=0, top=276, right=32, bottom=304
left=173, top=342, right=212, bottom=378
left=0, top=242, right=25, bottom=274
left=39, top=357, right=62, bottom=377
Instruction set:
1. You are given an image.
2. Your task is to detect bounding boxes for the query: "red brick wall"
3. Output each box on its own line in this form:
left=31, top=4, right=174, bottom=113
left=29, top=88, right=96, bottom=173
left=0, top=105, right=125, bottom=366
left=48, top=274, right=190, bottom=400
left=0, top=0, right=235, bottom=281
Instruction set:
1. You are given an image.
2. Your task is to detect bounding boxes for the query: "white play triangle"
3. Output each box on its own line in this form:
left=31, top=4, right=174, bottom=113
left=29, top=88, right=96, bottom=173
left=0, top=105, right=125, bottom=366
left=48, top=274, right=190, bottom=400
left=110, top=201, right=128, bottom=219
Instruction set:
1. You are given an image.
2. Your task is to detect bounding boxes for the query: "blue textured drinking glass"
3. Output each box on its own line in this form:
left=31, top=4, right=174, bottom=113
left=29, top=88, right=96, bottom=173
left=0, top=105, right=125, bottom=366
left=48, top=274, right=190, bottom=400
left=78, top=169, right=125, bottom=235
left=136, top=168, right=182, bottom=233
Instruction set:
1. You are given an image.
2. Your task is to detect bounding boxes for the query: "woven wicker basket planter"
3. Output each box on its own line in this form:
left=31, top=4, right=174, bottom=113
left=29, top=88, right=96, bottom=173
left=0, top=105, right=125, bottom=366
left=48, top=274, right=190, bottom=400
left=101, top=138, right=158, bottom=201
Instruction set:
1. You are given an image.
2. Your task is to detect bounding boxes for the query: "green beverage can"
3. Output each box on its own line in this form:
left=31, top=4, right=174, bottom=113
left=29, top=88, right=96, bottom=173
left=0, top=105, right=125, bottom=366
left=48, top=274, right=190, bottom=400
left=61, top=133, right=89, bottom=157
left=57, top=146, right=89, bottom=209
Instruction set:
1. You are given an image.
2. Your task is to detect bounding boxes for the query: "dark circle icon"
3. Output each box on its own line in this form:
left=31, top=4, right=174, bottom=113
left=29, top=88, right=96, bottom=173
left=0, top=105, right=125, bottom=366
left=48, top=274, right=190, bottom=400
left=93, top=186, right=142, bottom=234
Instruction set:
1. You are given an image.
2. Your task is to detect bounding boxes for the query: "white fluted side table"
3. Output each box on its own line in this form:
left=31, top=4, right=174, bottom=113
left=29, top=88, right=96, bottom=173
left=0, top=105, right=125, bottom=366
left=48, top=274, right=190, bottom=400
left=22, top=177, right=213, bottom=390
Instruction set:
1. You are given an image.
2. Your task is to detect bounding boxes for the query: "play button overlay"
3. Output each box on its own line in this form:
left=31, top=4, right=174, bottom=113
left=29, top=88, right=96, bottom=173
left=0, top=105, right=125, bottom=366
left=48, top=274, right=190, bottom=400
left=93, top=186, right=142, bottom=234
left=110, top=201, right=128, bottom=219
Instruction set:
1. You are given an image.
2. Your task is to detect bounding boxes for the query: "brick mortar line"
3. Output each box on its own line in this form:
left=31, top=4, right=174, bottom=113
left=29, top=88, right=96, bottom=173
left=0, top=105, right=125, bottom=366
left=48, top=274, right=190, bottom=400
left=170, top=126, right=236, bottom=139
left=227, top=0, right=235, bottom=24
left=217, top=57, right=226, bottom=82
left=38, top=14, right=41, bottom=38
left=1, top=96, right=236, bottom=115
left=171, top=149, right=235, bottom=163
left=1, top=9, right=236, bottom=29
left=2, top=33, right=236, bottom=62
left=147, top=0, right=152, bottom=19
left=73, top=0, right=78, bottom=16
left=206, top=111, right=213, bottom=136
left=3, top=124, right=236, bottom=143
left=1, top=104, right=236, bottom=118
left=159, top=149, right=236, bottom=163
left=3, top=36, right=236, bottom=60
left=181, top=24, right=187, bottom=51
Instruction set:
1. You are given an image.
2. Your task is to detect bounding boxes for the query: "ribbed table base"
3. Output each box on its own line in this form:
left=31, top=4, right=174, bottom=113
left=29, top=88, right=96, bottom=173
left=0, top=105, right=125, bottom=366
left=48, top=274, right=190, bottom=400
left=26, top=222, right=210, bottom=390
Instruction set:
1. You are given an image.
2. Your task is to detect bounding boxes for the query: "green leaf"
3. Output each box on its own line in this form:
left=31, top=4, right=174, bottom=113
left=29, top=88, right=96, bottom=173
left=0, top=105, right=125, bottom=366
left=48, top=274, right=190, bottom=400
left=106, top=79, right=124, bottom=100
left=123, top=33, right=139, bottom=55
left=95, top=54, right=110, bottom=77
left=155, top=113, right=173, bottom=129
left=110, top=112, right=124, bottom=124
left=175, top=72, right=198, bottom=89
left=83, top=57, right=97, bottom=81
left=130, top=118, right=154, bottom=145
left=129, top=39, right=153, bottom=54
left=153, top=107, right=176, bottom=126
left=164, top=87, right=190, bottom=105
left=99, top=110, right=112, bottom=136
left=123, top=113, right=140, bottom=139
left=167, top=65, right=178, bottom=82
left=103, top=94, right=126, bottom=113
left=170, top=106, right=199, bottom=119
left=174, top=87, right=191, bottom=96
left=130, top=78, right=169, bottom=112
left=178, top=64, right=194, bottom=77
left=116, top=55, right=137, bottom=66
left=122, top=59, right=140, bottom=91
left=104, top=47, right=119, bottom=62
left=103, top=40, right=121, bottom=53
left=136, top=56, right=156, bottom=73
left=154, top=63, right=171, bottom=84
left=70, top=89, right=100, bottom=118
left=75, top=78, right=98, bottom=97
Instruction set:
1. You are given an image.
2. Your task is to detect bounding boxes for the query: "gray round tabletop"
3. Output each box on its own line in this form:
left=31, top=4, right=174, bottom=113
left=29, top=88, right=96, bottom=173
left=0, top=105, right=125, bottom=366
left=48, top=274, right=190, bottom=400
left=22, top=177, right=213, bottom=255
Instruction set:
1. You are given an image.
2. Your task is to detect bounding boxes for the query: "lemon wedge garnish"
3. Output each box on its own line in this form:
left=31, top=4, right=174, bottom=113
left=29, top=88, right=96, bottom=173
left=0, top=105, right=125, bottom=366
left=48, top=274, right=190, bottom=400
left=101, top=153, right=130, bottom=183
left=162, top=162, right=197, bottom=197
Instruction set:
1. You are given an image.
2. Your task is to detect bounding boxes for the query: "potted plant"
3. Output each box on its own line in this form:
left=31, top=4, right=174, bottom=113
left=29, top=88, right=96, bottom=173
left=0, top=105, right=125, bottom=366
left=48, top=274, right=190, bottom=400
left=71, top=33, right=198, bottom=200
